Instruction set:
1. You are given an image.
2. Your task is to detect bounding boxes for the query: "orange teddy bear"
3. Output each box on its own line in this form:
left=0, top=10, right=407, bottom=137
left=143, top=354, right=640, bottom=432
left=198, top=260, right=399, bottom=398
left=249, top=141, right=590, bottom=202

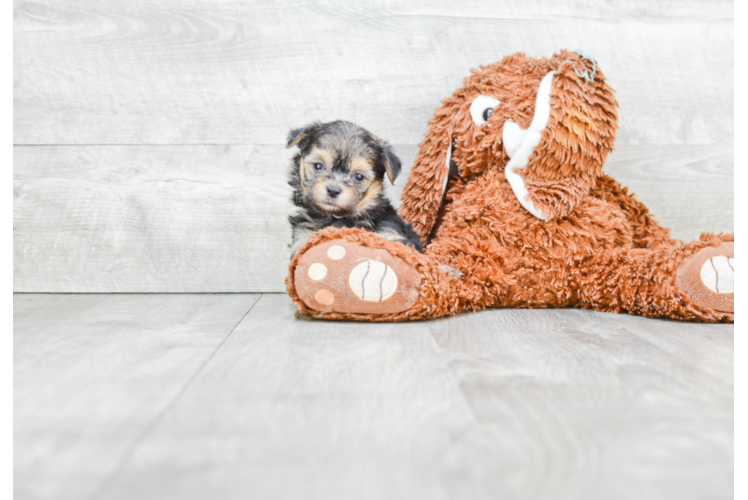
left=287, top=50, right=734, bottom=323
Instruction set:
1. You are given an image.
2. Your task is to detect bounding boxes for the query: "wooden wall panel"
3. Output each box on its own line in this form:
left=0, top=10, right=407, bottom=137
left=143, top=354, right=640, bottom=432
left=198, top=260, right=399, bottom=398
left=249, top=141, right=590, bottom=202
left=13, top=144, right=733, bottom=292
left=734, top=20, right=748, bottom=233
left=14, top=0, right=732, bottom=146
left=13, top=0, right=733, bottom=291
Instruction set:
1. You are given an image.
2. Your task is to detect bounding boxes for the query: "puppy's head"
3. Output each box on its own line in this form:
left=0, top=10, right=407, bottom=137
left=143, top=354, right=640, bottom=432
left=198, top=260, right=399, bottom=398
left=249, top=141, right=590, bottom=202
left=286, top=120, right=401, bottom=216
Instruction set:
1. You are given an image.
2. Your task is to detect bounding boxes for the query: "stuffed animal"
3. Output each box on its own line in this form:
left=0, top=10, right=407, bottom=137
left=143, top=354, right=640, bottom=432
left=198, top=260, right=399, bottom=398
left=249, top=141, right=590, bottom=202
left=287, top=50, right=734, bottom=323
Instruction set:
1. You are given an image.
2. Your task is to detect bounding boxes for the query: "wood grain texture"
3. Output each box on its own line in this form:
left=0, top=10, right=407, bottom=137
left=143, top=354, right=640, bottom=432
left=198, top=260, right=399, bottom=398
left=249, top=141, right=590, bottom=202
left=60, top=293, right=730, bottom=500
left=13, top=144, right=733, bottom=292
left=427, top=305, right=733, bottom=500
left=735, top=21, right=748, bottom=233
left=13, top=145, right=297, bottom=292
left=13, top=146, right=735, bottom=292
left=14, top=0, right=732, bottom=146
left=603, top=145, right=734, bottom=241
left=12, top=0, right=734, bottom=292
left=734, top=162, right=748, bottom=233
left=13, top=293, right=260, bottom=500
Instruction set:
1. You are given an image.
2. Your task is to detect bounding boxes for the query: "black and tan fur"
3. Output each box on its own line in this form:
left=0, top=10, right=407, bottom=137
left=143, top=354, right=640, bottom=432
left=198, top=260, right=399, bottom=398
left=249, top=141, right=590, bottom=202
left=286, top=120, right=422, bottom=256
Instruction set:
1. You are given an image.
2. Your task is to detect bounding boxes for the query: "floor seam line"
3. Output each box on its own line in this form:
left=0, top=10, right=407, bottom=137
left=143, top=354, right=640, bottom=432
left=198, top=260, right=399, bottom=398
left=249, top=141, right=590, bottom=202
left=88, top=293, right=263, bottom=500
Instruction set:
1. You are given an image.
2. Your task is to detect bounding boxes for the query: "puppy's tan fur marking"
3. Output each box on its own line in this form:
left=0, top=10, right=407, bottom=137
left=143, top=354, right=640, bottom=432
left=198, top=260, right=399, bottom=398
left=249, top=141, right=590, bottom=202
left=298, top=156, right=306, bottom=183
left=382, top=155, right=398, bottom=184
left=307, top=147, right=333, bottom=167
left=356, top=179, right=383, bottom=215
left=375, top=226, right=408, bottom=243
left=350, top=156, right=375, bottom=177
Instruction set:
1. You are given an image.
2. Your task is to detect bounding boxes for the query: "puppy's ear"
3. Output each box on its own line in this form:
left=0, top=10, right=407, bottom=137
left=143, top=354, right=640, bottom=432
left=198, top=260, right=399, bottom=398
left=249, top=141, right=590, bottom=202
left=380, top=143, right=402, bottom=184
left=286, top=122, right=320, bottom=149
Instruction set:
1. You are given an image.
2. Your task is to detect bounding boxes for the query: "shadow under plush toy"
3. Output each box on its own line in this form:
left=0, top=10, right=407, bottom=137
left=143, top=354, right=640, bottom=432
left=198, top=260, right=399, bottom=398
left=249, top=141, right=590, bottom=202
left=287, top=50, right=734, bottom=323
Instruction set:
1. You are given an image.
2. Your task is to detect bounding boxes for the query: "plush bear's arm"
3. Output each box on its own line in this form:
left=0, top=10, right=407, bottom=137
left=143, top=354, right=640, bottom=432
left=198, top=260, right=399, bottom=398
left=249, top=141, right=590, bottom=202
left=590, top=174, right=676, bottom=249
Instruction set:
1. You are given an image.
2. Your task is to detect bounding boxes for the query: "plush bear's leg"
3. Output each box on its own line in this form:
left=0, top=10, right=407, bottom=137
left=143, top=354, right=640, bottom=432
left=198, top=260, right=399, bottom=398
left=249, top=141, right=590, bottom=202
left=573, top=233, right=733, bottom=322
left=287, top=227, right=461, bottom=321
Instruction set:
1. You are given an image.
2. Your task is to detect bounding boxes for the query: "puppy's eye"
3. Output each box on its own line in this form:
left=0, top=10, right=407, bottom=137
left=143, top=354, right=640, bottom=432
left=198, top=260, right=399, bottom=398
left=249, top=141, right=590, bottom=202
left=353, top=173, right=364, bottom=182
left=313, top=163, right=324, bottom=171
left=469, top=95, right=500, bottom=126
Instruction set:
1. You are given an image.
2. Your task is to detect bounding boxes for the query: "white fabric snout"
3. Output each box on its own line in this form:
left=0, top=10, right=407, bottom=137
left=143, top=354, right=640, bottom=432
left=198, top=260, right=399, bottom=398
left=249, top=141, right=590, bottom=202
left=501, top=70, right=556, bottom=221
left=502, top=121, right=527, bottom=159
left=440, top=71, right=556, bottom=221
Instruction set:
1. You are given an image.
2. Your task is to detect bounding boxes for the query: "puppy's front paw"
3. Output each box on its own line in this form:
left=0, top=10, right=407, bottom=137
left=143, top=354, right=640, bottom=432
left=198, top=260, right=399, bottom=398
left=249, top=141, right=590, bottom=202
left=294, top=239, right=420, bottom=315
left=676, top=241, right=733, bottom=313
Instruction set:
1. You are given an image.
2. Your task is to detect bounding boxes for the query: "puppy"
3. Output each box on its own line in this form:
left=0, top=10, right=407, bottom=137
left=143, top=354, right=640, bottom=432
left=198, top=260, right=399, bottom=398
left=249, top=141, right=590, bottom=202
left=286, top=120, right=423, bottom=257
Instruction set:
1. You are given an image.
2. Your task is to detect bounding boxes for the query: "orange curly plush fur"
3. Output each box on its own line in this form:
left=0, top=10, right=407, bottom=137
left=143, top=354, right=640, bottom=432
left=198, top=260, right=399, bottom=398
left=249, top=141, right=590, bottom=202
left=287, top=50, right=734, bottom=323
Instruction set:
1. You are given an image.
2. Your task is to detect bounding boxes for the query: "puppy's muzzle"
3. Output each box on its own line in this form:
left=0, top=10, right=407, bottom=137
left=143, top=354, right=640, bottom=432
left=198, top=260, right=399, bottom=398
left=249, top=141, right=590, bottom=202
left=326, top=185, right=342, bottom=198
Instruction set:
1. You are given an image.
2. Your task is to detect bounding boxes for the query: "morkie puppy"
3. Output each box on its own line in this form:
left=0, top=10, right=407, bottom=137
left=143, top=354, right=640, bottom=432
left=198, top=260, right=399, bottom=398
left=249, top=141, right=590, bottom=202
left=286, top=120, right=423, bottom=257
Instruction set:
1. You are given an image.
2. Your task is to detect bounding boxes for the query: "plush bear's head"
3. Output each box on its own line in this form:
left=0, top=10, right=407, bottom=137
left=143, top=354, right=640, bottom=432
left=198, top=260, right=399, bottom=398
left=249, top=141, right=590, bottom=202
left=401, top=50, right=619, bottom=242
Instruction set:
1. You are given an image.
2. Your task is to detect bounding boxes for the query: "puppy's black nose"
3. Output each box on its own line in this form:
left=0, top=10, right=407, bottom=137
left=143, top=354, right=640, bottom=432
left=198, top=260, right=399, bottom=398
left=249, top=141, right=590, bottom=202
left=326, top=185, right=342, bottom=198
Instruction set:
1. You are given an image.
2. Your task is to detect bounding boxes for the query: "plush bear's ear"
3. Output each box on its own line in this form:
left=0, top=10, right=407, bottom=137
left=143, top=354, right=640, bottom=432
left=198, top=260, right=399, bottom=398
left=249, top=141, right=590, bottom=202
left=399, top=104, right=456, bottom=243
left=286, top=122, right=321, bottom=149
left=380, top=142, right=401, bottom=184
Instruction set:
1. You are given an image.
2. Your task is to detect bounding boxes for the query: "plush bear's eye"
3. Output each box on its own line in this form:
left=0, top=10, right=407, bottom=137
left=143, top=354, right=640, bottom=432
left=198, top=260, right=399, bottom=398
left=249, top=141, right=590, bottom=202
left=353, top=173, right=364, bottom=182
left=313, top=163, right=324, bottom=171
left=469, top=95, right=500, bottom=126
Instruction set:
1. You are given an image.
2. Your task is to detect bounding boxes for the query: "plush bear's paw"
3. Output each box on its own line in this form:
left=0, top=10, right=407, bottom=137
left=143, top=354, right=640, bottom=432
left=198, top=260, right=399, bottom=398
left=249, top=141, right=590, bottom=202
left=676, top=242, right=734, bottom=313
left=293, top=239, right=421, bottom=314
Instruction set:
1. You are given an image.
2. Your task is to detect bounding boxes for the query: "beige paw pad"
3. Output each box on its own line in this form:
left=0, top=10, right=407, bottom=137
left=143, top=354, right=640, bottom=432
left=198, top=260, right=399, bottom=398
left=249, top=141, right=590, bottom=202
left=327, top=245, right=346, bottom=260
left=676, top=241, right=734, bottom=313
left=700, top=256, right=734, bottom=293
left=348, top=260, right=398, bottom=302
left=314, top=289, right=334, bottom=305
left=307, top=263, right=327, bottom=280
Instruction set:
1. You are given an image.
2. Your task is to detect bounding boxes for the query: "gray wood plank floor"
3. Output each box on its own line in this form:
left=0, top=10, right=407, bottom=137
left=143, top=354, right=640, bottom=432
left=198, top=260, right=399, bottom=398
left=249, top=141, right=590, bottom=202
left=14, top=294, right=260, bottom=500
left=14, top=293, right=734, bottom=500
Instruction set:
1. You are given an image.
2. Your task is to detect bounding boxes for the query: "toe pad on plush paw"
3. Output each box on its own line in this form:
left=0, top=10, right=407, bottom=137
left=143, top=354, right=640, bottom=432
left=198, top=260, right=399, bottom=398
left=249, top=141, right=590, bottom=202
left=294, top=239, right=421, bottom=315
left=676, top=242, right=734, bottom=313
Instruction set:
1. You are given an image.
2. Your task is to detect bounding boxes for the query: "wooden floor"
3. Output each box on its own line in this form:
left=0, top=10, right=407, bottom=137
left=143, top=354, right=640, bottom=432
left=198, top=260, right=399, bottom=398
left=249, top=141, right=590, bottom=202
left=14, top=293, right=734, bottom=500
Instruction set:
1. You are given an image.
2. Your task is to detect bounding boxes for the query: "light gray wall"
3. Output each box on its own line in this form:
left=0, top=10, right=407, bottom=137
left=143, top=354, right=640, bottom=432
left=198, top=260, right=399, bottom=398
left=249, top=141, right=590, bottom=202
left=13, top=0, right=734, bottom=292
